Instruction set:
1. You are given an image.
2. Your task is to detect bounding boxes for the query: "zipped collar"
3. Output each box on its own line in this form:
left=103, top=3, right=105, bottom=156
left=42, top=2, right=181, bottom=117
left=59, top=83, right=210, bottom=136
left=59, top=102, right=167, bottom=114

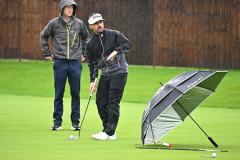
left=93, top=29, right=106, bottom=37
left=59, top=14, right=75, bottom=26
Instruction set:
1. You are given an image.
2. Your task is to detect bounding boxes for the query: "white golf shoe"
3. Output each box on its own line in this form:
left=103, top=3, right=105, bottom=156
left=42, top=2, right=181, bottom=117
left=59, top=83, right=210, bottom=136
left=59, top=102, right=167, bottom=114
left=109, top=133, right=117, bottom=140
left=92, top=132, right=109, bottom=140
left=91, top=132, right=117, bottom=140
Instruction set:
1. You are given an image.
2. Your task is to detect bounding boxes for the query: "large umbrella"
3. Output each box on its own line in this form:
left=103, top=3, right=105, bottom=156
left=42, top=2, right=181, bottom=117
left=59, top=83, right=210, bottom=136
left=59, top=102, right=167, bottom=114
left=141, top=70, right=227, bottom=147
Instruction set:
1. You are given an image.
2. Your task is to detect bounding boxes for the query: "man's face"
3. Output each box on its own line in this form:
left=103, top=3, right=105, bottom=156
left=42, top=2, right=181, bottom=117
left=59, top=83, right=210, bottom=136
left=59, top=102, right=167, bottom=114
left=63, top=5, right=73, bottom=17
left=89, top=20, right=105, bottom=34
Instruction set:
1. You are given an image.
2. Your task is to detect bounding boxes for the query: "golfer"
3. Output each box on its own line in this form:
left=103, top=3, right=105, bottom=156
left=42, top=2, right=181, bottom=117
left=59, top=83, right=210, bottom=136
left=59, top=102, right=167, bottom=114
left=40, top=0, right=89, bottom=131
left=86, top=13, right=132, bottom=140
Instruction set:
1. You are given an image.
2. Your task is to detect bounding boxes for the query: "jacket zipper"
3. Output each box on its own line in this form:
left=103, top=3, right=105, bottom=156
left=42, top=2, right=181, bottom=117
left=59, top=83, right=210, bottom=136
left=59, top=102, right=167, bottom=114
left=67, top=26, right=70, bottom=59
left=71, top=33, right=77, bottom=47
left=98, top=35, right=109, bottom=76
left=117, top=56, right=121, bottom=67
left=98, top=35, right=104, bottom=59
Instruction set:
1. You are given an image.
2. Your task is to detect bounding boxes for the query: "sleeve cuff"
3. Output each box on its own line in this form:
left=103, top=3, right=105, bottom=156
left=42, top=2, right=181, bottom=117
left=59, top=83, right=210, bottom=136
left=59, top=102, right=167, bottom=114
left=44, top=53, right=51, bottom=57
left=114, top=49, right=121, bottom=54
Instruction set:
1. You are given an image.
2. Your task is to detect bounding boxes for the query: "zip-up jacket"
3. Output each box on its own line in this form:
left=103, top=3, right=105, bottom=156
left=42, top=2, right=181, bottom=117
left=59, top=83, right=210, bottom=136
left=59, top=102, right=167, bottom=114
left=87, top=29, right=132, bottom=82
left=40, top=0, right=89, bottom=60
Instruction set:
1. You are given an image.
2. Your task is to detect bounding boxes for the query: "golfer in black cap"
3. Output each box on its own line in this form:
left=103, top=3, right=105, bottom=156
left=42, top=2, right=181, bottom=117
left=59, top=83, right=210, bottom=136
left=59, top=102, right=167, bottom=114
left=86, top=13, right=132, bottom=140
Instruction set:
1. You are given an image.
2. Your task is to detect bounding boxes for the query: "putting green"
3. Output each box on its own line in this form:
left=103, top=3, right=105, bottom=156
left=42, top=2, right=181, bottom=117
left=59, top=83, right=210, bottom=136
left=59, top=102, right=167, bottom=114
left=0, top=94, right=239, bottom=160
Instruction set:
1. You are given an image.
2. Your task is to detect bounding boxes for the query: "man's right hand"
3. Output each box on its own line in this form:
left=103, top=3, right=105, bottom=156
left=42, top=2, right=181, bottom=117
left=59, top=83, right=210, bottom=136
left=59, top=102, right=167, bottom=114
left=89, top=82, right=96, bottom=94
left=45, top=56, right=53, bottom=61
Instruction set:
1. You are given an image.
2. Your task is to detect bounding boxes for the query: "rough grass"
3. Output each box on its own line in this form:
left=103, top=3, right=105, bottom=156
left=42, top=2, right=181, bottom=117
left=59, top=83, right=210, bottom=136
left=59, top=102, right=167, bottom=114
left=0, top=59, right=239, bottom=109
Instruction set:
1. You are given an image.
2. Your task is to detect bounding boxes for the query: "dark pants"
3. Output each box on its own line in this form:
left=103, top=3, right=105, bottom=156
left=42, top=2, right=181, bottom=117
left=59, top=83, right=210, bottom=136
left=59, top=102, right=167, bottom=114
left=96, top=73, right=128, bottom=136
left=53, top=59, right=82, bottom=126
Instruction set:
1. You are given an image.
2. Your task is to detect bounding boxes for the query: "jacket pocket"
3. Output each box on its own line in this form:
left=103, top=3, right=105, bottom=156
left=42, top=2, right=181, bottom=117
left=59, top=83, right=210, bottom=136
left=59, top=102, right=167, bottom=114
left=71, top=33, right=77, bottom=47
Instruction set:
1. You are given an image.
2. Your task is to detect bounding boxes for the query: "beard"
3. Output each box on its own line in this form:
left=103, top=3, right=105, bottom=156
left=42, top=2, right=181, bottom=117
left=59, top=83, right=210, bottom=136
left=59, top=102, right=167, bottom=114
left=97, top=27, right=104, bottom=33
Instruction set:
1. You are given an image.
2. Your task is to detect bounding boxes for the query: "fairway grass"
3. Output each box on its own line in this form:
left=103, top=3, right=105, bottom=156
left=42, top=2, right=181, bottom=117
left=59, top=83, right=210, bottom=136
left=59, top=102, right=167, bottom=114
left=0, top=94, right=239, bottom=160
left=0, top=60, right=240, bottom=109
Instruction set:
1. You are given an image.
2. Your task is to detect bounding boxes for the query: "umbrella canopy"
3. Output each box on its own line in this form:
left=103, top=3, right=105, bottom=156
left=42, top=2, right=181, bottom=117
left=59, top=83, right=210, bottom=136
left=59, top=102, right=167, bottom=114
left=141, top=70, right=227, bottom=145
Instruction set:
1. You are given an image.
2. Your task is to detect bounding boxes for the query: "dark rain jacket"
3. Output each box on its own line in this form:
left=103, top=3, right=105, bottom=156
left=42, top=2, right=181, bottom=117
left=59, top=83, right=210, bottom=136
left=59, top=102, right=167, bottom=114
left=40, top=0, right=89, bottom=60
left=87, top=29, right=132, bottom=82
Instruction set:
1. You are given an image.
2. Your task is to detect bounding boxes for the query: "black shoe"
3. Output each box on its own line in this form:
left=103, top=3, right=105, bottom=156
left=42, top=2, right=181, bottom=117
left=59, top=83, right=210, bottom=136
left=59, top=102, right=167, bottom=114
left=71, top=124, right=80, bottom=131
left=51, top=124, right=63, bottom=131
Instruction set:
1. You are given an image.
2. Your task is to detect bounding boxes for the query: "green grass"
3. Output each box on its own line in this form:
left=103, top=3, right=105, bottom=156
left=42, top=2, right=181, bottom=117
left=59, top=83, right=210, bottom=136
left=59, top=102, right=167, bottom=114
left=0, top=59, right=239, bottom=109
left=0, top=94, right=239, bottom=160
left=0, top=60, right=240, bottom=159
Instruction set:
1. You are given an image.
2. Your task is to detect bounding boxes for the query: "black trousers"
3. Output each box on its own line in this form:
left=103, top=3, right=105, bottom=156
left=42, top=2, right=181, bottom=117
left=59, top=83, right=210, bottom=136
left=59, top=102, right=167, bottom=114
left=96, top=73, right=128, bottom=136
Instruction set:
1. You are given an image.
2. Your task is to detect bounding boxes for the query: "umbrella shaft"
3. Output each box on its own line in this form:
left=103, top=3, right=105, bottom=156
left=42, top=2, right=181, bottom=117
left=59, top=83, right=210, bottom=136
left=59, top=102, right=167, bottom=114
left=176, top=101, right=209, bottom=137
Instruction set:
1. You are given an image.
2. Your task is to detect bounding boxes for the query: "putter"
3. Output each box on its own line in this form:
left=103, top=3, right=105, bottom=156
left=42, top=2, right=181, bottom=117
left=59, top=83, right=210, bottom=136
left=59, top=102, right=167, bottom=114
left=78, top=78, right=98, bottom=138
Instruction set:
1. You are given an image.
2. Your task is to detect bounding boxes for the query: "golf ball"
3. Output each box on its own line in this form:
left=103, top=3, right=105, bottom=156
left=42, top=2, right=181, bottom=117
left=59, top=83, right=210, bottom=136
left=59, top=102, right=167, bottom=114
left=211, top=152, right=217, bottom=158
left=69, top=135, right=74, bottom=140
left=69, top=135, right=78, bottom=140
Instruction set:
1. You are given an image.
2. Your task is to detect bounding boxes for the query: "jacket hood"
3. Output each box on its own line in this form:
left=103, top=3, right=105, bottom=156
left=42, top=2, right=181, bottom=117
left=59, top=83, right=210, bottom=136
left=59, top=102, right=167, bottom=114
left=59, top=0, right=77, bottom=16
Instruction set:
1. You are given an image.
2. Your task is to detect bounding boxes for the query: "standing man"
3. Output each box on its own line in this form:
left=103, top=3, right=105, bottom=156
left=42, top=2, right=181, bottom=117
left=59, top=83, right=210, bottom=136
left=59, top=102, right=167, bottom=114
left=86, top=13, right=132, bottom=140
left=40, top=0, right=89, bottom=131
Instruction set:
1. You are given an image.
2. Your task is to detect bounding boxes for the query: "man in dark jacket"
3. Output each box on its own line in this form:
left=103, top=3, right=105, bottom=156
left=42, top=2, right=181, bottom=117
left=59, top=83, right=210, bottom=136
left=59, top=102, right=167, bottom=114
left=87, top=13, right=132, bottom=140
left=40, top=0, right=89, bottom=131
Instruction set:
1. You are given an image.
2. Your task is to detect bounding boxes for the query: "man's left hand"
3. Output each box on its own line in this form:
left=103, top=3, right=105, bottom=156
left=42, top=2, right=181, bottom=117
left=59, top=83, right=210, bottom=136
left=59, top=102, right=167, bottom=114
left=106, top=51, right=117, bottom=61
left=80, top=55, right=86, bottom=62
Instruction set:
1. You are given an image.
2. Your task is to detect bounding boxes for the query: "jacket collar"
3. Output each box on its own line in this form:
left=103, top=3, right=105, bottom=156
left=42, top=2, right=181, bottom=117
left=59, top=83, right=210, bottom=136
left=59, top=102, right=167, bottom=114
left=93, top=29, right=106, bottom=37
left=59, top=14, right=74, bottom=26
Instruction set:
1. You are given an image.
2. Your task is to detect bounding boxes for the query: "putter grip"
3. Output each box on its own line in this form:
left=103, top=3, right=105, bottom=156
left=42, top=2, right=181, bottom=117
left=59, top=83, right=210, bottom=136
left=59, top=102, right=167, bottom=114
left=90, top=78, right=98, bottom=96
left=208, top=137, right=218, bottom=148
